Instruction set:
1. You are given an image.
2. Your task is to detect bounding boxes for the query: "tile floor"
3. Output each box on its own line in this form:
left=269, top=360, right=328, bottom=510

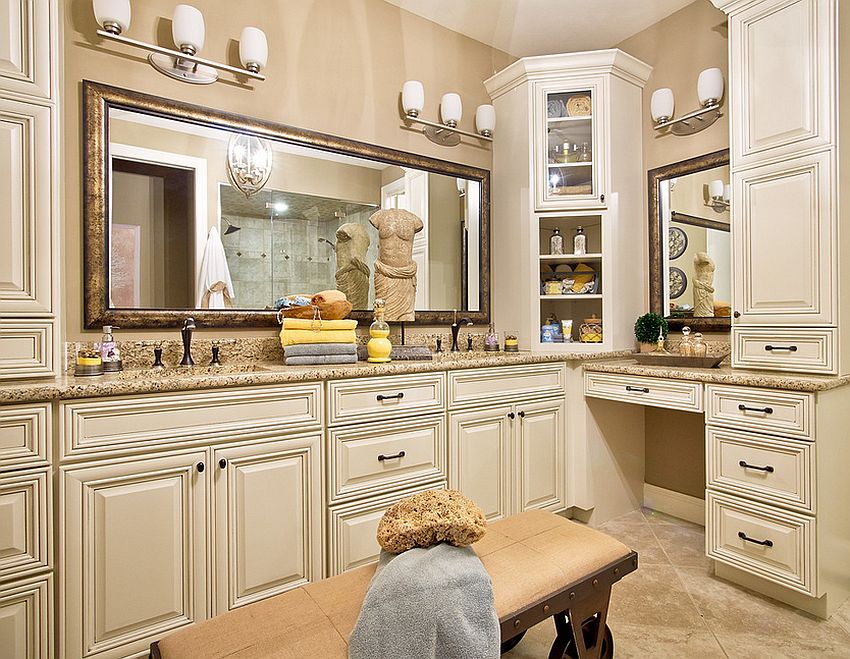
left=503, top=507, right=850, bottom=658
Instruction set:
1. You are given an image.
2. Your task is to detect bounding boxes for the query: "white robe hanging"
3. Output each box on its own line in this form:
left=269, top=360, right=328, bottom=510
left=196, top=226, right=236, bottom=309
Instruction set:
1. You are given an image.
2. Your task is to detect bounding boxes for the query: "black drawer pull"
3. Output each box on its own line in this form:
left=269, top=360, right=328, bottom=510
left=219, top=458, right=227, bottom=469
left=377, top=451, right=406, bottom=462
left=738, top=460, right=774, bottom=473
left=376, top=392, right=404, bottom=402
left=738, top=404, right=774, bottom=414
left=507, top=412, right=515, bottom=420
left=626, top=386, right=650, bottom=393
left=765, top=345, right=798, bottom=352
left=518, top=410, right=526, bottom=418
left=738, top=531, right=773, bottom=548
left=196, top=462, right=205, bottom=473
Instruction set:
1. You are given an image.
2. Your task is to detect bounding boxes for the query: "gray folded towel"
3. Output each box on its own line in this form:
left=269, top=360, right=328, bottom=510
left=284, top=343, right=358, bottom=357
left=284, top=354, right=358, bottom=366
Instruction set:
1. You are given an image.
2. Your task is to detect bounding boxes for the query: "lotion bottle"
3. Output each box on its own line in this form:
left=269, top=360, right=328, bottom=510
left=367, top=299, right=392, bottom=363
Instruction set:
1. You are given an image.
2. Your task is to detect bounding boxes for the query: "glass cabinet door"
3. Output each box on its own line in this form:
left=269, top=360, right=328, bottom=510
left=537, top=83, right=604, bottom=210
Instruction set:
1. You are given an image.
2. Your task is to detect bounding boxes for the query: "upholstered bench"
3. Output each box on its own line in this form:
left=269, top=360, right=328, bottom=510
left=151, top=510, right=637, bottom=659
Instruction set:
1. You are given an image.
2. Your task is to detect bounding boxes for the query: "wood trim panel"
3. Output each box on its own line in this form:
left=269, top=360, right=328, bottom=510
left=0, top=467, right=50, bottom=582
left=0, top=321, right=53, bottom=380
left=0, top=403, right=50, bottom=471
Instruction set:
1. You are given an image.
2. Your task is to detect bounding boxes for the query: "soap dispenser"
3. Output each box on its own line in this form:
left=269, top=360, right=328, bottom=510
left=100, top=325, right=123, bottom=372
left=367, top=299, right=392, bottom=363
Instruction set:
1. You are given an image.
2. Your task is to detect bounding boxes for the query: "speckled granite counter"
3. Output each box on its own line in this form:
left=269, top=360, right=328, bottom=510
left=583, top=359, right=850, bottom=392
left=0, top=350, right=633, bottom=404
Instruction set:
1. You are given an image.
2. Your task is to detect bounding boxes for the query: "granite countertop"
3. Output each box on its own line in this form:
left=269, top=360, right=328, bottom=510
left=583, top=359, right=850, bottom=392
left=0, top=350, right=633, bottom=404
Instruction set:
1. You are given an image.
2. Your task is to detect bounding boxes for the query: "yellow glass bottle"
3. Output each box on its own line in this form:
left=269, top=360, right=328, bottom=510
left=367, top=298, right=392, bottom=363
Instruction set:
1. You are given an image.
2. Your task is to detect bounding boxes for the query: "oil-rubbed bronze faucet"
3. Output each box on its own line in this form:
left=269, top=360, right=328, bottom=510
left=180, top=317, right=196, bottom=366
left=450, top=310, right=473, bottom=352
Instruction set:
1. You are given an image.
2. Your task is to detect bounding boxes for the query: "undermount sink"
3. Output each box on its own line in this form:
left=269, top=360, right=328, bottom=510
left=111, top=364, right=273, bottom=379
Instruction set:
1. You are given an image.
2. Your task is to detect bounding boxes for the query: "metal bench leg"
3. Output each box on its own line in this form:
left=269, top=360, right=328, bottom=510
left=548, top=585, right=613, bottom=659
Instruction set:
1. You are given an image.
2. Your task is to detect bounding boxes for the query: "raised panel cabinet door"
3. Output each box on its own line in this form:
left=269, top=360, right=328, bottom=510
left=0, top=467, right=49, bottom=581
left=0, top=0, right=54, bottom=99
left=515, top=398, right=566, bottom=513
left=448, top=406, right=512, bottom=521
left=0, top=99, right=53, bottom=315
left=61, top=450, right=208, bottom=659
left=0, top=573, right=51, bottom=659
left=730, top=0, right=832, bottom=166
left=732, top=151, right=833, bottom=324
left=213, top=434, right=322, bottom=613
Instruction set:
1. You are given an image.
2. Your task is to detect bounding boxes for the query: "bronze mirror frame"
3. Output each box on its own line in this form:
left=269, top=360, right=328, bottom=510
left=648, top=149, right=730, bottom=332
left=82, top=80, right=491, bottom=329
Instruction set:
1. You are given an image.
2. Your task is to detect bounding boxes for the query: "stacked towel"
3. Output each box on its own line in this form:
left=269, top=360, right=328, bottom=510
left=280, top=318, right=359, bottom=365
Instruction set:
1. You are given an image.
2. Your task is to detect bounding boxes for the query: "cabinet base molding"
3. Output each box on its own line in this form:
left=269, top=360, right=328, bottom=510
left=642, top=483, right=705, bottom=526
left=713, top=562, right=832, bottom=619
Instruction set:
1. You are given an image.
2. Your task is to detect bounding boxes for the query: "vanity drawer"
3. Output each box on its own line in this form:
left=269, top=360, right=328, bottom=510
left=60, top=384, right=323, bottom=460
left=328, top=414, right=446, bottom=504
left=733, top=328, right=836, bottom=375
left=448, top=363, right=565, bottom=408
left=0, top=404, right=50, bottom=471
left=707, top=427, right=814, bottom=512
left=583, top=372, right=703, bottom=412
left=706, top=385, right=813, bottom=440
left=327, top=481, right=447, bottom=576
left=0, top=322, right=54, bottom=380
left=0, top=468, right=50, bottom=581
left=707, top=491, right=816, bottom=596
left=328, top=373, right=444, bottom=426
left=0, top=573, right=52, bottom=659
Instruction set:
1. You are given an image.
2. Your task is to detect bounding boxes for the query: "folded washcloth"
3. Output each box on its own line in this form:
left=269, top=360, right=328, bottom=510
left=285, top=343, right=358, bottom=357
left=282, top=318, right=357, bottom=331
left=284, top=354, right=358, bottom=366
left=280, top=328, right=358, bottom=347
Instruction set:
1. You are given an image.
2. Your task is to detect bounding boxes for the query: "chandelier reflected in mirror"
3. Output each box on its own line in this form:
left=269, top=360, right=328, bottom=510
left=226, top=133, right=273, bottom=197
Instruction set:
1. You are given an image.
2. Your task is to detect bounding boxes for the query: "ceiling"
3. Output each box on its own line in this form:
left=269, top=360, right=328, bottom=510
left=384, top=0, right=695, bottom=57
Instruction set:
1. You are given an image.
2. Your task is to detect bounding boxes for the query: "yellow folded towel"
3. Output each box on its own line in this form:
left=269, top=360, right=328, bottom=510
left=280, top=328, right=358, bottom=347
left=283, top=318, right=358, bottom=331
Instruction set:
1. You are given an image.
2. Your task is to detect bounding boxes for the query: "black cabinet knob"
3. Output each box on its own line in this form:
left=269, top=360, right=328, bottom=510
left=507, top=412, right=515, bottom=420
left=196, top=462, right=205, bottom=473
left=219, top=458, right=227, bottom=469
left=733, top=311, right=741, bottom=318
left=518, top=411, right=526, bottom=418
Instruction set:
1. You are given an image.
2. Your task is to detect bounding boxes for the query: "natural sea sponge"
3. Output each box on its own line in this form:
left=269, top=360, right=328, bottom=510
left=377, top=489, right=487, bottom=554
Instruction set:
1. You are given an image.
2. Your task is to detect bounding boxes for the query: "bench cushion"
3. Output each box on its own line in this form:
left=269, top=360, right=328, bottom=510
left=156, top=511, right=631, bottom=659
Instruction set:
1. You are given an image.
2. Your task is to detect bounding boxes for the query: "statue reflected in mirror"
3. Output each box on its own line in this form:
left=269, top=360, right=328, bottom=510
left=334, top=223, right=371, bottom=310
left=693, top=251, right=716, bottom=317
left=370, top=209, right=424, bottom=322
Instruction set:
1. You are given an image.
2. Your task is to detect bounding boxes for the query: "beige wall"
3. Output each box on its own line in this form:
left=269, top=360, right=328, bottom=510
left=64, top=0, right=512, bottom=339
left=616, top=0, right=729, bottom=503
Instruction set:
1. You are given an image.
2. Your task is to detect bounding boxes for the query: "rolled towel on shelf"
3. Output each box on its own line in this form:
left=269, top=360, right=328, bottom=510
left=284, top=343, right=358, bottom=358
left=284, top=354, right=358, bottom=366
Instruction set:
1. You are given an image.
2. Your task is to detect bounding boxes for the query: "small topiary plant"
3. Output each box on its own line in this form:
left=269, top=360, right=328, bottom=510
left=634, top=312, right=668, bottom=344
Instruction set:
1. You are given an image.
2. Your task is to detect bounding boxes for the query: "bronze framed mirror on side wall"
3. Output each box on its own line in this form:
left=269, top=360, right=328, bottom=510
left=82, top=81, right=490, bottom=328
left=648, top=149, right=731, bottom=332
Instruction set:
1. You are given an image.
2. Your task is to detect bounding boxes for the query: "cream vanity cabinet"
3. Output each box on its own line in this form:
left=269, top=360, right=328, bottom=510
left=486, top=50, right=649, bottom=354
left=59, top=384, right=324, bottom=659
left=714, top=0, right=848, bottom=375
left=448, top=363, right=567, bottom=521
left=0, top=0, right=59, bottom=381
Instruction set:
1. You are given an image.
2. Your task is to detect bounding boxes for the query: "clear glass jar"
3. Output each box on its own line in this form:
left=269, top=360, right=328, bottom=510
left=573, top=226, right=586, bottom=255
left=679, top=326, right=694, bottom=357
left=578, top=142, right=592, bottom=162
left=692, top=332, right=707, bottom=358
left=550, top=228, right=564, bottom=255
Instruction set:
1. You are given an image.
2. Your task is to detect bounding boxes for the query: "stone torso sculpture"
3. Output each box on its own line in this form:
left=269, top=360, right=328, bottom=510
left=693, top=251, right=716, bottom=317
left=370, top=209, right=424, bottom=322
left=334, top=223, right=371, bottom=309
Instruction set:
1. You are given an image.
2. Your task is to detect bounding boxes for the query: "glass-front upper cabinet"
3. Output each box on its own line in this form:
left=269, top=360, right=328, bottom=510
left=534, top=79, right=606, bottom=211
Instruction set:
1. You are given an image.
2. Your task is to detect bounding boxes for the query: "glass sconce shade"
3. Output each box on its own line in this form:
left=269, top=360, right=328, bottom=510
left=475, top=104, right=496, bottom=137
left=723, top=184, right=732, bottom=204
left=651, top=88, right=675, bottom=123
left=93, top=0, right=131, bottom=34
left=226, top=133, right=273, bottom=197
left=456, top=178, right=467, bottom=194
left=709, top=179, right=725, bottom=199
left=172, top=4, right=205, bottom=54
left=441, top=93, right=462, bottom=126
left=402, top=81, right=425, bottom=117
left=239, top=27, right=268, bottom=72
left=698, top=68, right=724, bottom=106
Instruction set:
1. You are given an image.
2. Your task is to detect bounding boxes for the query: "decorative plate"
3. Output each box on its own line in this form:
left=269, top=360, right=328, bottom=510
left=669, top=226, right=688, bottom=260
left=547, top=99, right=565, bottom=119
left=669, top=266, right=687, bottom=299
left=566, top=95, right=592, bottom=117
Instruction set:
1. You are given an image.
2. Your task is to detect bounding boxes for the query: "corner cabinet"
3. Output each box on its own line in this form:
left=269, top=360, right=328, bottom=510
left=714, top=0, right=847, bottom=375
left=486, top=50, right=651, bottom=353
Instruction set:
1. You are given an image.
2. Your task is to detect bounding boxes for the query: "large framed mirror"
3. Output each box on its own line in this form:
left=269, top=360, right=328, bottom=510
left=83, top=81, right=490, bottom=328
left=648, top=150, right=730, bottom=332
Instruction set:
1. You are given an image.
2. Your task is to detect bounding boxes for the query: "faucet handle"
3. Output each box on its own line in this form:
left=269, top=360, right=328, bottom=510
left=183, top=317, right=196, bottom=330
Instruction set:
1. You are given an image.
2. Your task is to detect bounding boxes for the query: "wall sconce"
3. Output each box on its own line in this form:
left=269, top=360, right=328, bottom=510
left=226, top=133, right=273, bottom=197
left=651, top=67, right=724, bottom=136
left=401, top=80, right=494, bottom=147
left=705, top=179, right=731, bottom=212
left=92, top=0, right=268, bottom=85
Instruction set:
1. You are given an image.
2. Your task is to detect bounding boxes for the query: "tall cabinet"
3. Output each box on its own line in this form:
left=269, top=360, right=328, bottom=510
left=713, top=0, right=848, bottom=375
left=485, top=51, right=651, bottom=353
left=0, top=0, right=60, bottom=380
